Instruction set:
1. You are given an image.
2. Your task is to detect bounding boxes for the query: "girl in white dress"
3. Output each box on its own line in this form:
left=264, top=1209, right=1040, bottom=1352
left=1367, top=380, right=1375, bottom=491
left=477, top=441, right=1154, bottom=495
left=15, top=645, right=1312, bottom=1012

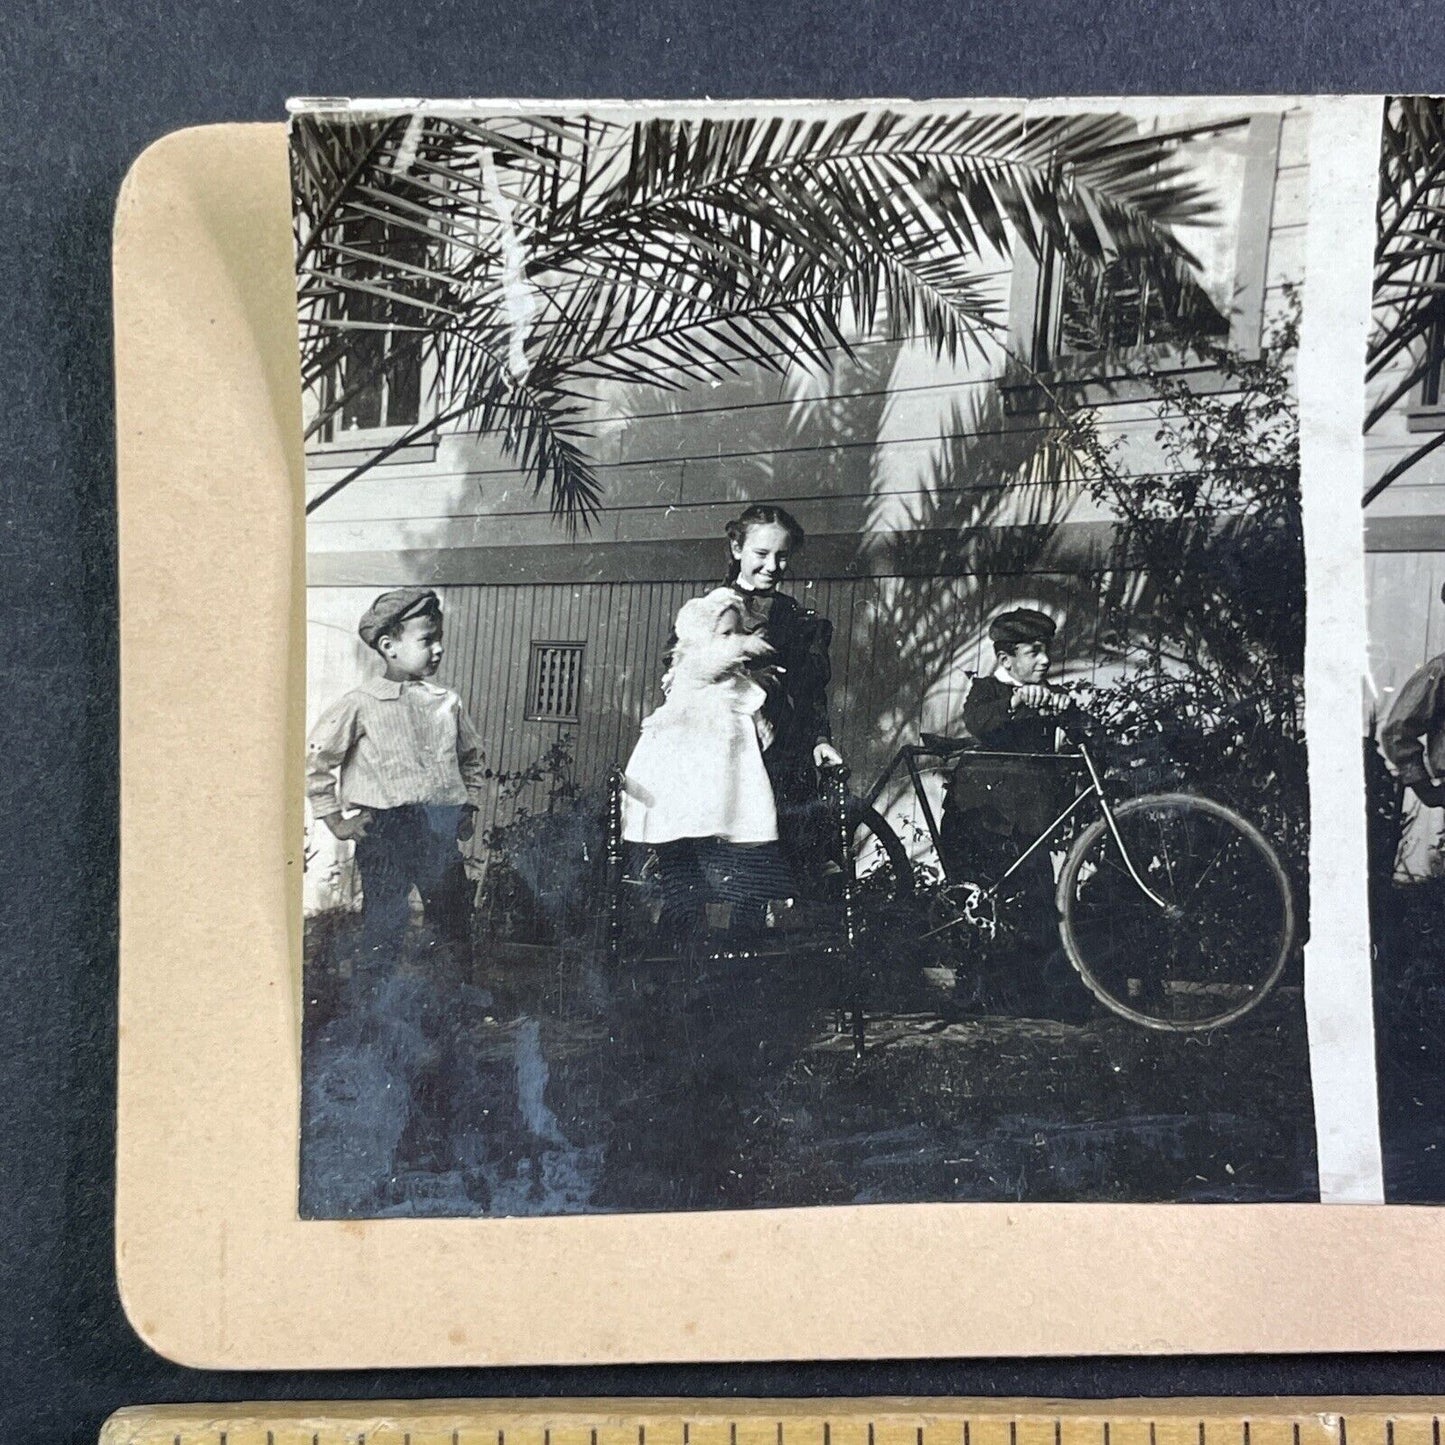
left=620, top=504, right=844, bottom=946
left=622, top=588, right=779, bottom=846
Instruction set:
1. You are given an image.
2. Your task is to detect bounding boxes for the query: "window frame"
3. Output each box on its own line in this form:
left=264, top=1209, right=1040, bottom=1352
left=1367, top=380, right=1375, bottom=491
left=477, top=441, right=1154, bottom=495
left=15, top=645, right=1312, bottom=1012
left=1004, top=112, right=1286, bottom=406
left=304, top=206, right=442, bottom=468
left=1406, top=309, right=1445, bottom=434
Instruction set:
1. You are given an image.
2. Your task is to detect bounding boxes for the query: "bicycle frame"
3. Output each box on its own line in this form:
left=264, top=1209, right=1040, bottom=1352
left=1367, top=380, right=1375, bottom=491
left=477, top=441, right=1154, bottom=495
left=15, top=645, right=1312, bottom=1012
left=860, top=738, right=1171, bottom=911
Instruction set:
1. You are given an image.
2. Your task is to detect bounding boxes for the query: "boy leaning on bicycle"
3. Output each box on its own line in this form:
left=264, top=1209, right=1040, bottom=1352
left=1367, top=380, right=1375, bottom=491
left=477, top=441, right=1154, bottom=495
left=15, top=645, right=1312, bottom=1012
left=939, top=607, right=1090, bottom=1015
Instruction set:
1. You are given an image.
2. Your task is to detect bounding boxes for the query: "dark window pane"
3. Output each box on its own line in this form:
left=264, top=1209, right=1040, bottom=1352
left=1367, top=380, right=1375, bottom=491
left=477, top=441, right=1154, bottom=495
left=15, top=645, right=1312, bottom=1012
left=1423, top=314, right=1445, bottom=408
left=1058, top=252, right=1228, bottom=360
left=386, top=334, right=422, bottom=426
left=339, top=327, right=384, bottom=431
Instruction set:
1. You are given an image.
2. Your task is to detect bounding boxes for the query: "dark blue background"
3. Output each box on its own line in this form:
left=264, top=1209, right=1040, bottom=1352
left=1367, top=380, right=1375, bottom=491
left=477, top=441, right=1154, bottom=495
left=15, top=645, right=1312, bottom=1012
left=4, top=3, right=1443, bottom=1441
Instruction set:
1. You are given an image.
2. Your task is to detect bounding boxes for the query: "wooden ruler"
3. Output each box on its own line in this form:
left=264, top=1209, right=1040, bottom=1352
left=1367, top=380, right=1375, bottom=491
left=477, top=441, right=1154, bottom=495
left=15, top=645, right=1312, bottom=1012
left=96, top=1399, right=1445, bottom=1445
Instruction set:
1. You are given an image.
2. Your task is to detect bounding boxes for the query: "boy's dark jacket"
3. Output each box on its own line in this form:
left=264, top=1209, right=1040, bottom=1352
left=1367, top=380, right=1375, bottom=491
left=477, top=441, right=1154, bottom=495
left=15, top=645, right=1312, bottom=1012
left=947, top=674, right=1073, bottom=837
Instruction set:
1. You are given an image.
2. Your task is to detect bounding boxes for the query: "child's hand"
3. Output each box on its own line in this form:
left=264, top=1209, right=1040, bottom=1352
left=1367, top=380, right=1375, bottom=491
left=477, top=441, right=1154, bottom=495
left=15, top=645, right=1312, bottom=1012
left=813, top=741, right=844, bottom=770
left=323, top=809, right=373, bottom=842
left=1013, top=684, right=1061, bottom=712
left=735, top=632, right=776, bottom=660
left=456, top=806, right=478, bottom=842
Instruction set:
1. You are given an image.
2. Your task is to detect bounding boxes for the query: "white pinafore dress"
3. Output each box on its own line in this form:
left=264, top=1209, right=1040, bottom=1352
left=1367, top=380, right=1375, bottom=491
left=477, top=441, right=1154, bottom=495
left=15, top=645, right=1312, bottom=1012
left=621, top=588, right=779, bottom=845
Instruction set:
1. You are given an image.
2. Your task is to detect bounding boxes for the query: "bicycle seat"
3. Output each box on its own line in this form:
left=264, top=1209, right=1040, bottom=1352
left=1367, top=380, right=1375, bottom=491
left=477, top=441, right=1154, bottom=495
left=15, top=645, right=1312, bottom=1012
left=920, top=731, right=978, bottom=756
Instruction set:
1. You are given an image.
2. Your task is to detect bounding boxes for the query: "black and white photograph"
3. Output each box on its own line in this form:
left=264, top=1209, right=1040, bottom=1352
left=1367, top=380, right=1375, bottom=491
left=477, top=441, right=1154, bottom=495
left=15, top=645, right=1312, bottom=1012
left=1364, top=95, right=1445, bottom=1202
left=293, top=99, right=1320, bottom=1218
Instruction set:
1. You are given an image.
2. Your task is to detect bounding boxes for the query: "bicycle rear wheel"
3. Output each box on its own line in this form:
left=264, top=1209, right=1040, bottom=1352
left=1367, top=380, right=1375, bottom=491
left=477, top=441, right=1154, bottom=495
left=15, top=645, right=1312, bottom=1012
left=1057, top=792, right=1295, bottom=1031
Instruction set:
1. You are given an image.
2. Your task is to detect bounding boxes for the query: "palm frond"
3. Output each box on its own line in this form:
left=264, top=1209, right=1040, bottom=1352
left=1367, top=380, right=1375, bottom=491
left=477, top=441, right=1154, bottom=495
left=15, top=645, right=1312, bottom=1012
left=292, top=106, right=1238, bottom=522
left=1365, top=96, right=1445, bottom=503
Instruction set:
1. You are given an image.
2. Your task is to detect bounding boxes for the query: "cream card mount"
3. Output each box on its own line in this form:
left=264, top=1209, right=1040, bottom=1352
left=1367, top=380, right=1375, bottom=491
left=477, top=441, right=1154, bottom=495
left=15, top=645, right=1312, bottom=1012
left=116, top=111, right=1445, bottom=1369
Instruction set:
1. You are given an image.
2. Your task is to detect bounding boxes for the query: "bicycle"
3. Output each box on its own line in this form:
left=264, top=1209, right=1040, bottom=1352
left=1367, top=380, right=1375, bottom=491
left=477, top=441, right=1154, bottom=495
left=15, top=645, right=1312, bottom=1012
left=845, top=728, right=1298, bottom=1032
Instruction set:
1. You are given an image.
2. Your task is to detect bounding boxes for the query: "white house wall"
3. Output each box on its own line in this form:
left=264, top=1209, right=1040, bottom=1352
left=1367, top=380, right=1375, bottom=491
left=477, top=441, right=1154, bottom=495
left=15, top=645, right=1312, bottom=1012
left=303, top=108, right=1310, bottom=914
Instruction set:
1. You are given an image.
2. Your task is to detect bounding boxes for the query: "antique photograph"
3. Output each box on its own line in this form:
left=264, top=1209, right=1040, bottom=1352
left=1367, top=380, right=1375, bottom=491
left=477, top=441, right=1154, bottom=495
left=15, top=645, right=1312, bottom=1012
left=293, top=99, right=1318, bottom=1217
left=1364, top=96, right=1445, bottom=1202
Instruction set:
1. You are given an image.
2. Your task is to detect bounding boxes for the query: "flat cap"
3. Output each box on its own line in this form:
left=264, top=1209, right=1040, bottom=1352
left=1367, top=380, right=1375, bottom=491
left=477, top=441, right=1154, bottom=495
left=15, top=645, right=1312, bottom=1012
left=988, top=607, right=1057, bottom=646
left=358, top=586, right=441, bottom=648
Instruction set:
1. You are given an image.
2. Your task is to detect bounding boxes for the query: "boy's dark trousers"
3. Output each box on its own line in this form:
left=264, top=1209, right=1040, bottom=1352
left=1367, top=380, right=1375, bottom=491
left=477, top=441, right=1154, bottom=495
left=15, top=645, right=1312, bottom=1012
left=354, top=803, right=471, bottom=954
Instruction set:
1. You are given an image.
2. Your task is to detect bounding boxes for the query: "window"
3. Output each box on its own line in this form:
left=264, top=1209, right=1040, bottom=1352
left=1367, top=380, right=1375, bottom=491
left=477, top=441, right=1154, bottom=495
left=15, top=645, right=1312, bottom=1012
left=310, top=211, right=434, bottom=455
left=525, top=642, right=585, bottom=723
left=318, top=214, right=424, bottom=439
left=1408, top=310, right=1445, bottom=433
left=1054, top=250, right=1230, bottom=360
left=1010, top=113, right=1283, bottom=383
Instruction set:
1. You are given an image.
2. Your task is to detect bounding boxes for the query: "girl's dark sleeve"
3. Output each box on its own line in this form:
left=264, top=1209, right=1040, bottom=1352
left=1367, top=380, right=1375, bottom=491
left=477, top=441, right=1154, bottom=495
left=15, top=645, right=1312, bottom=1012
left=805, top=615, right=834, bottom=745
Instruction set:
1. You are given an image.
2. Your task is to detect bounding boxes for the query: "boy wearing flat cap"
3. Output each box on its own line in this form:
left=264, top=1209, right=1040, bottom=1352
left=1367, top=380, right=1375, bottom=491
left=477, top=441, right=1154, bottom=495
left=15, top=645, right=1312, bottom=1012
left=941, top=607, right=1082, bottom=1011
left=306, top=587, right=487, bottom=955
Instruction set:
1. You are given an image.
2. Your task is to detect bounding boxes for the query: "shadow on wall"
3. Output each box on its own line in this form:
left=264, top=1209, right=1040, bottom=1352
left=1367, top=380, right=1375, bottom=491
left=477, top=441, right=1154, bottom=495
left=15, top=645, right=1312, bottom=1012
left=827, top=373, right=1114, bottom=822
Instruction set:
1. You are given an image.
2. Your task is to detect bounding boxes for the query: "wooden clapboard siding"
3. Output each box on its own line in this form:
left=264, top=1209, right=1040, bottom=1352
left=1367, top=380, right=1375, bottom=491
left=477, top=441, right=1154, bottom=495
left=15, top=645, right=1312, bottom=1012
left=1367, top=550, right=1445, bottom=714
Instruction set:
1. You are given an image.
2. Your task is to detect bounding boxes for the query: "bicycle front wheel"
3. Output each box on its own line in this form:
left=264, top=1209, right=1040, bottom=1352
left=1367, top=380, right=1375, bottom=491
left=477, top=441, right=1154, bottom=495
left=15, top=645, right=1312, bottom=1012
left=1057, top=793, right=1295, bottom=1032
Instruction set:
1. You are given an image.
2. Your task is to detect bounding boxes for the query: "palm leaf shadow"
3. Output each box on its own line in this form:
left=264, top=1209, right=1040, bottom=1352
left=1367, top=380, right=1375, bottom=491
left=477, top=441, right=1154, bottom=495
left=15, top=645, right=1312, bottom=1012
left=830, top=371, right=1112, bottom=822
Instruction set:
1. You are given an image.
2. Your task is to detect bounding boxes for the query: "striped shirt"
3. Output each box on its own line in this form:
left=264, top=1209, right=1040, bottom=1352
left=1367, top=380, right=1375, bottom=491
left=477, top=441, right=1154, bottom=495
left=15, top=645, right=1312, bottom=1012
left=306, top=675, right=487, bottom=819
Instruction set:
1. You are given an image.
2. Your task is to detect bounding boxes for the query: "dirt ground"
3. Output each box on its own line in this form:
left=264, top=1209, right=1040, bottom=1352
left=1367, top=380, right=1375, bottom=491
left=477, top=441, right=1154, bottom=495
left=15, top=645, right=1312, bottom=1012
left=1373, top=878, right=1445, bottom=1202
left=299, top=912, right=1318, bottom=1217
